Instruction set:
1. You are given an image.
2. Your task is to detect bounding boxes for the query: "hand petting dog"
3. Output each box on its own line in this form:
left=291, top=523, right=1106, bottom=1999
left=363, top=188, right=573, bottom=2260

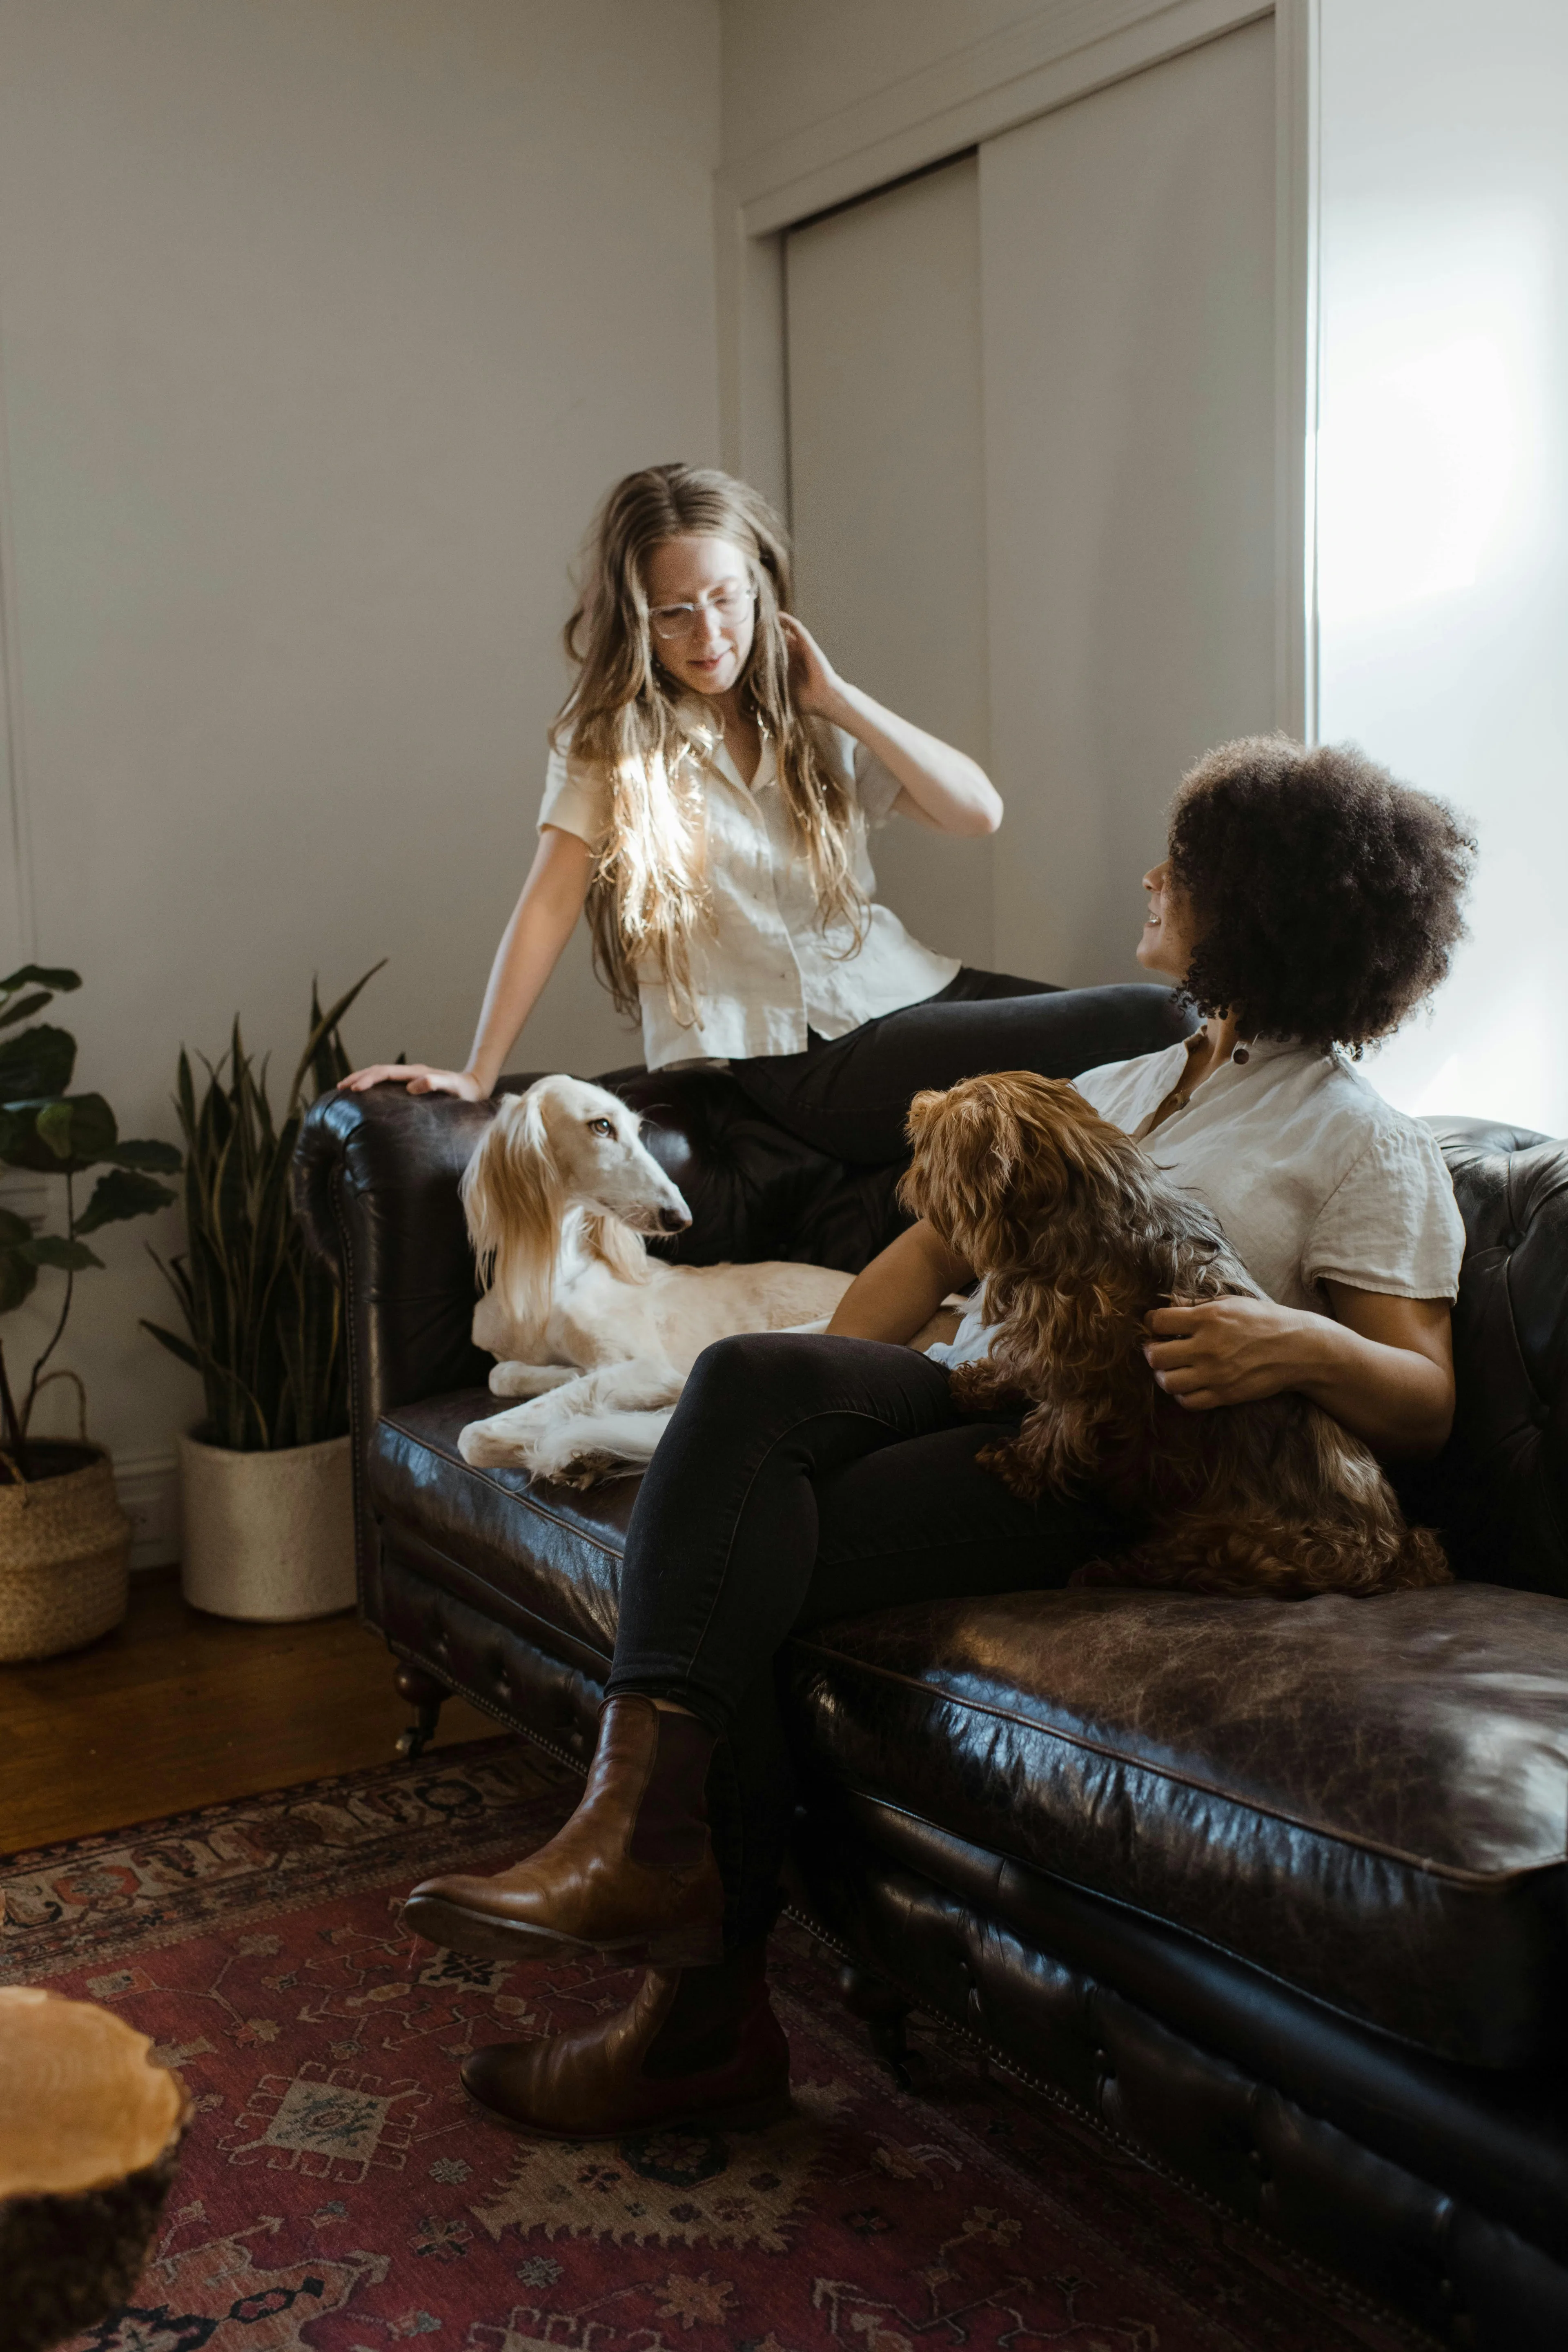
left=1143, top=1293, right=1317, bottom=1409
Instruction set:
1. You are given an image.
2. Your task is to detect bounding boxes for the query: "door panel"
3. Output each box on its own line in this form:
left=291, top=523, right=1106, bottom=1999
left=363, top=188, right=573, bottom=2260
left=786, top=156, right=993, bottom=970
left=982, top=17, right=1277, bottom=984
left=784, top=21, right=1277, bottom=996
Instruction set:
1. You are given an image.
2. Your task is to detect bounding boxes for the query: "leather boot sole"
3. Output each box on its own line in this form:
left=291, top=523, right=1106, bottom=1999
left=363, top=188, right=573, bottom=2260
left=401, top=1889, right=725, bottom=1971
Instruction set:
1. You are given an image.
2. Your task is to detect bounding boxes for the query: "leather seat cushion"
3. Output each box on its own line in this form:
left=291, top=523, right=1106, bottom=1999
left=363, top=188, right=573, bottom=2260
left=785, top=1584, right=1568, bottom=2070
left=370, top=1393, right=627, bottom=1675
left=370, top=1394, right=1568, bottom=2069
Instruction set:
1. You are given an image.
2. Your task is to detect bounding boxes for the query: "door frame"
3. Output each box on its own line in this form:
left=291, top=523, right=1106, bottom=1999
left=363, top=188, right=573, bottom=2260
left=714, top=0, right=1319, bottom=739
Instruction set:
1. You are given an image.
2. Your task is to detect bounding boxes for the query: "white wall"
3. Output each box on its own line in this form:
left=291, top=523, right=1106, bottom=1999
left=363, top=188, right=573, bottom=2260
left=0, top=0, right=721, bottom=1528
left=1313, top=0, right=1568, bottom=1137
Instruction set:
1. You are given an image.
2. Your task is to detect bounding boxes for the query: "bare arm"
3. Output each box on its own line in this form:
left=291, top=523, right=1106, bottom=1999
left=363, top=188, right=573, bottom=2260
left=339, top=826, right=592, bottom=1098
left=826, top=1218, right=976, bottom=1345
left=1143, top=1286, right=1456, bottom=1459
left=461, top=827, right=593, bottom=1092
left=782, top=615, right=1002, bottom=838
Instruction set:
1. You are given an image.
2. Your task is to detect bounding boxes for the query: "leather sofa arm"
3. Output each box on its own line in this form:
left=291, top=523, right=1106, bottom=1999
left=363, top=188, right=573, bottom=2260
left=296, top=1079, right=535, bottom=1606
left=296, top=1076, right=512, bottom=1407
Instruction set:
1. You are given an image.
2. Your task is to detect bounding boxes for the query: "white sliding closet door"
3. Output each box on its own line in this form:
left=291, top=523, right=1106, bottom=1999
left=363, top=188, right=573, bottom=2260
left=984, top=18, right=1276, bottom=985
left=784, top=22, right=1277, bottom=993
left=786, top=157, right=994, bottom=970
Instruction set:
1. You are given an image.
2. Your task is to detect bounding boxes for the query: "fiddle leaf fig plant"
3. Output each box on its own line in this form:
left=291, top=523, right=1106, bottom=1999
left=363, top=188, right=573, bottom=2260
left=0, top=964, right=183, bottom=1476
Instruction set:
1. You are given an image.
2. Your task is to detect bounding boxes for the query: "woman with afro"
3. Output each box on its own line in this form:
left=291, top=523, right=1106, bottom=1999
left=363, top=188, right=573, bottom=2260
left=407, top=733, right=1477, bottom=2143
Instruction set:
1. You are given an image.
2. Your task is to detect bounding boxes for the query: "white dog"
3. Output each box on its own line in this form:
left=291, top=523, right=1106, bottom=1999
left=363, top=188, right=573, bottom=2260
left=456, top=1075, right=857, bottom=1483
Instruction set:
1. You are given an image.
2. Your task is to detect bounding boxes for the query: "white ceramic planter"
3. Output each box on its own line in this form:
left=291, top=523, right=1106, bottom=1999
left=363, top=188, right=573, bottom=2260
left=178, top=1430, right=355, bottom=1621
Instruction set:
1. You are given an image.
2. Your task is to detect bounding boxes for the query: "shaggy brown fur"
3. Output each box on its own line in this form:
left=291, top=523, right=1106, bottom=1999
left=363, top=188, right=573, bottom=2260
left=901, top=1072, right=1450, bottom=1599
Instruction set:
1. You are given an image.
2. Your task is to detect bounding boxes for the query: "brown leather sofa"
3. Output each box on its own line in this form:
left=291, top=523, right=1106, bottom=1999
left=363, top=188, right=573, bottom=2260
left=296, top=1064, right=1568, bottom=2350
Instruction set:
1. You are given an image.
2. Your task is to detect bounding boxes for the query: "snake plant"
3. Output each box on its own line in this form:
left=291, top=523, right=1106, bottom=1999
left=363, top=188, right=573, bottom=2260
left=0, top=964, right=183, bottom=1476
left=144, top=967, right=383, bottom=1452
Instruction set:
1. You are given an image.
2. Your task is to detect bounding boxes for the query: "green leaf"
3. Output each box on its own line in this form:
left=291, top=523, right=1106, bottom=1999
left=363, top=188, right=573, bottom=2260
left=76, top=1166, right=177, bottom=1234
left=0, top=1100, right=69, bottom=1173
left=155, top=977, right=367, bottom=1445
left=0, top=965, right=80, bottom=997
left=0, top=1245, right=38, bottom=1312
left=36, top=1098, right=75, bottom=1159
left=0, top=990, right=55, bottom=1032
left=2, top=1091, right=120, bottom=1174
left=140, top=1317, right=203, bottom=1372
left=0, top=1023, right=76, bottom=1102
left=53, top=1091, right=118, bottom=1164
left=106, top=1137, right=183, bottom=1174
left=286, top=962, right=385, bottom=1116
left=0, top=1207, right=30, bottom=1246
left=19, top=1234, right=103, bottom=1271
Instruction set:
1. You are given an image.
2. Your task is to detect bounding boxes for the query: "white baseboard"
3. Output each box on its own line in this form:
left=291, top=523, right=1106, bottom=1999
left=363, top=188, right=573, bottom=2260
left=114, top=1448, right=180, bottom=1572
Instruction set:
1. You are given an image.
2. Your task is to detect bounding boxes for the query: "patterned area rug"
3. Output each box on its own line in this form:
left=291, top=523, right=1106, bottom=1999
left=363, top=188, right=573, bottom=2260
left=1, top=1740, right=1422, bottom=2352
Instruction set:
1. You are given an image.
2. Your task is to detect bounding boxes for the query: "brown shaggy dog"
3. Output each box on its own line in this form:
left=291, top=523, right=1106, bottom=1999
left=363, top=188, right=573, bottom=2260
left=901, top=1071, right=1450, bottom=1598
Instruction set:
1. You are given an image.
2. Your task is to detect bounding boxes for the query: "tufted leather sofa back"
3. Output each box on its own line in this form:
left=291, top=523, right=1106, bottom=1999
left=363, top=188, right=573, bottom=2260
left=295, top=1079, right=1568, bottom=1601
left=1413, top=1118, right=1568, bottom=1595
left=294, top=1065, right=915, bottom=1599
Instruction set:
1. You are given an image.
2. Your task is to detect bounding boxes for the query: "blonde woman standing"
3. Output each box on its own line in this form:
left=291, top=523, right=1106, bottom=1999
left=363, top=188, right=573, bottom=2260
left=342, top=464, right=1188, bottom=1156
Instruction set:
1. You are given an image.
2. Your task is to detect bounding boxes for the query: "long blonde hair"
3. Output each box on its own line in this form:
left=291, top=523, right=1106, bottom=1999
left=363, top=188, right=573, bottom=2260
left=555, top=464, right=866, bottom=1025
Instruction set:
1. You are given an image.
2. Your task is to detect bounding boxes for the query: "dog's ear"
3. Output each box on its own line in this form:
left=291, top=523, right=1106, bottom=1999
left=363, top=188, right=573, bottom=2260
left=1042, top=1086, right=1147, bottom=1205
left=898, top=1089, right=950, bottom=1221
left=460, top=1086, right=563, bottom=1340
left=902, top=1080, right=1027, bottom=1238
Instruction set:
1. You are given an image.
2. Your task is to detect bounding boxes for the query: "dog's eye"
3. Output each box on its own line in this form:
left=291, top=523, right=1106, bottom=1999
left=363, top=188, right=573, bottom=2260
left=587, top=1118, right=615, bottom=1138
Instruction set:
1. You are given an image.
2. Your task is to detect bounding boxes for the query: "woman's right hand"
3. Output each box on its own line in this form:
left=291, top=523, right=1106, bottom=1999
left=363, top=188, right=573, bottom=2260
left=337, top=1063, right=488, bottom=1100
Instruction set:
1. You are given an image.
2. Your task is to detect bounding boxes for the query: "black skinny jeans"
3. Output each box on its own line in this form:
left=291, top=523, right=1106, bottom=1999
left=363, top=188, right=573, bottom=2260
left=729, top=969, right=1195, bottom=1163
left=605, top=1335, right=1128, bottom=1947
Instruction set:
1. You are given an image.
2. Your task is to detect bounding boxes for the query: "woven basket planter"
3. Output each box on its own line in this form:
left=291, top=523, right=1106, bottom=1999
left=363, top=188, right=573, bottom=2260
left=0, top=1444, right=131, bottom=1664
left=178, top=1430, right=354, bottom=1622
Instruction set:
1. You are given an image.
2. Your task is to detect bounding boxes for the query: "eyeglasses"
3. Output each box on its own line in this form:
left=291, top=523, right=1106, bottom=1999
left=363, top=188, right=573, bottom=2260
left=648, top=584, right=757, bottom=641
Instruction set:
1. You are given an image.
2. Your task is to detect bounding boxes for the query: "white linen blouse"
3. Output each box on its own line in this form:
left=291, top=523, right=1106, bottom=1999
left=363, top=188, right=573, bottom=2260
left=537, top=722, right=958, bottom=1069
left=931, top=1031, right=1467, bottom=1369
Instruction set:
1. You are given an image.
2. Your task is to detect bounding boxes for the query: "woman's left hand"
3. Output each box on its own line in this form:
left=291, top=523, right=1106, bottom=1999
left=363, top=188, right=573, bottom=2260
left=780, top=613, right=845, bottom=719
left=1143, top=1296, right=1319, bottom=1410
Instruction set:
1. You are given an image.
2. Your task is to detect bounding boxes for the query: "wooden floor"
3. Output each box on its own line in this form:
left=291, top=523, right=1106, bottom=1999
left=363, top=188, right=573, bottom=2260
left=0, top=1568, right=500, bottom=1853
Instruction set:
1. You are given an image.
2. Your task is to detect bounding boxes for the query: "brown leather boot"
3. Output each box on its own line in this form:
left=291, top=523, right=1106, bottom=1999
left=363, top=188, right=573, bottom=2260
left=460, top=1940, right=790, bottom=2138
left=401, top=1695, right=724, bottom=1967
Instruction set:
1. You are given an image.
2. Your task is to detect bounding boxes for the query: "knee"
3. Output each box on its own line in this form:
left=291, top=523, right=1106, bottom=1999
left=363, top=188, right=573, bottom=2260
left=1102, top=982, right=1198, bottom=1051
left=682, top=1331, right=826, bottom=1420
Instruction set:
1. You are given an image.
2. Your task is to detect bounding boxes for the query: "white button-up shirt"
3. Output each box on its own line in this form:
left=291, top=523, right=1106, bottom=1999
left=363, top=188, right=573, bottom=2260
left=538, top=722, right=959, bottom=1069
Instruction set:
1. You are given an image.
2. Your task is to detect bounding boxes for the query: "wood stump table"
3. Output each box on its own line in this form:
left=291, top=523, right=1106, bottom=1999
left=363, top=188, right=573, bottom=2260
left=0, top=1985, right=189, bottom=2351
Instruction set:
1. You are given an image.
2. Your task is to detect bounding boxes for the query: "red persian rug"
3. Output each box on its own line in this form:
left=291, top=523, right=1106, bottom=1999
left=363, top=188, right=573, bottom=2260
left=1, top=1740, right=1421, bottom=2352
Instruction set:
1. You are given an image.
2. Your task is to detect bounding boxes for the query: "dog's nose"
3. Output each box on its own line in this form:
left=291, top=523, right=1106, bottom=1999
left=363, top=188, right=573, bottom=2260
left=657, top=1205, right=691, bottom=1234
